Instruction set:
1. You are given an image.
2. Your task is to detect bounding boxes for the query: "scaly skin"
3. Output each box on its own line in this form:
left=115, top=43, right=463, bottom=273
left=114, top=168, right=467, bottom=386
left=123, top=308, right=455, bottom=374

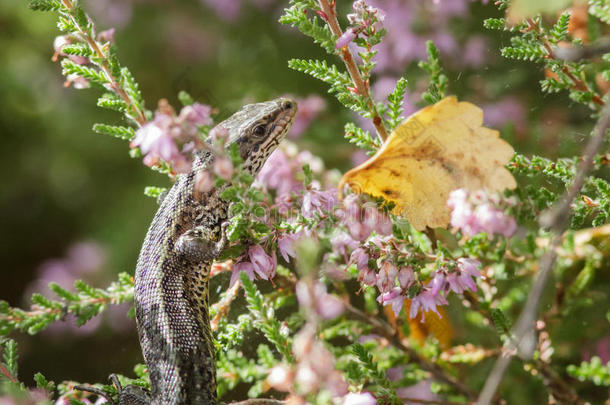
left=129, top=98, right=297, bottom=405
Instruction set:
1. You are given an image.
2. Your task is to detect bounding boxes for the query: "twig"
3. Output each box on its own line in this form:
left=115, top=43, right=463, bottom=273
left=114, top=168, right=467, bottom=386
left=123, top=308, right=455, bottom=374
left=0, top=363, right=19, bottom=383
left=317, top=0, right=389, bottom=141
left=553, top=37, right=610, bottom=61
left=462, top=293, right=583, bottom=404
left=476, top=98, right=610, bottom=405
left=526, top=18, right=604, bottom=108
left=343, top=303, right=478, bottom=402
left=61, top=0, right=147, bottom=126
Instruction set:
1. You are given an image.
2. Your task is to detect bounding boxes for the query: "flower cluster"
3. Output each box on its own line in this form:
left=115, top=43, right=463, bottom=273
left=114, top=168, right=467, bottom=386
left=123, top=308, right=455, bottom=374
left=230, top=244, right=277, bottom=287
left=349, top=236, right=482, bottom=319
left=336, top=0, right=385, bottom=48
left=266, top=326, right=350, bottom=401
left=296, top=280, right=345, bottom=320
left=338, top=194, right=392, bottom=241
left=447, top=189, right=517, bottom=237
left=129, top=100, right=213, bottom=173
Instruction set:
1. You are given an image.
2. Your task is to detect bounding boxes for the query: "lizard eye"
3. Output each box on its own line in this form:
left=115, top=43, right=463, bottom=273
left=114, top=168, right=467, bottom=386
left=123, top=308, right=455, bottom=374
left=253, top=125, right=265, bottom=137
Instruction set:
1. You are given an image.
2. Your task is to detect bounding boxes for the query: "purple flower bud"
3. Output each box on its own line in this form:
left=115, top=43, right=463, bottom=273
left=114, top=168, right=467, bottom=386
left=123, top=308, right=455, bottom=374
left=445, top=258, right=482, bottom=294
left=257, top=149, right=302, bottom=197
left=229, top=261, right=255, bottom=287
left=409, top=283, right=448, bottom=320
left=376, top=261, right=398, bottom=293
left=97, top=28, right=115, bottom=43
left=301, top=188, right=338, bottom=218
left=179, top=103, right=213, bottom=127
left=249, top=245, right=276, bottom=280
left=210, top=125, right=229, bottom=144
left=330, top=232, right=359, bottom=257
left=360, top=269, right=377, bottom=286
left=376, top=287, right=405, bottom=316
left=398, top=267, right=414, bottom=289
left=278, top=233, right=299, bottom=262
left=336, top=28, right=357, bottom=48
left=350, top=248, right=370, bottom=272
left=448, top=189, right=517, bottom=238
left=296, top=281, right=345, bottom=319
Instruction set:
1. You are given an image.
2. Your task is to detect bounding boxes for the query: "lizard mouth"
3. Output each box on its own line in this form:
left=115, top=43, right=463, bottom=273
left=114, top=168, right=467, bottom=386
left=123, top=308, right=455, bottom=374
left=269, top=97, right=298, bottom=141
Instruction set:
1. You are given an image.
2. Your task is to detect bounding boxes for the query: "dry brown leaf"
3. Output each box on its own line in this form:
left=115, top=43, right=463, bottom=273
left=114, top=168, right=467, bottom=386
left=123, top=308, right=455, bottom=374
left=339, top=96, right=516, bottom=230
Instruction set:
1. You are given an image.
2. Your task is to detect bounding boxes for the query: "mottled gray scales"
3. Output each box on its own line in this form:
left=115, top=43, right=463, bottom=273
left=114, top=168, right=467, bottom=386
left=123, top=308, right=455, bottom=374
left=126, top=99, right=296, bottom=405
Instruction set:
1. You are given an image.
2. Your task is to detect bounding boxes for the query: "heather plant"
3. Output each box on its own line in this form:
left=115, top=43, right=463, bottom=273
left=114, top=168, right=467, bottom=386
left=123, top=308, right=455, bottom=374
left=1, top=1, right=610, bottom=405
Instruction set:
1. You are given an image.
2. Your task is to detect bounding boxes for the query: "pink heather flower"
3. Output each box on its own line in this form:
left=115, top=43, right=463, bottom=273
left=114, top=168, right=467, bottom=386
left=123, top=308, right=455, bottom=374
left=342, top=392, right=377, bottom=405
left=359, top=269, right=377, bottom=286
left=278, top=233, right=299, bottom=262
left=409, top=273, right=448, bottom=320
left=350, top=248, right=370, bottom=272
left=295, top=364, right=320, bottom=393
left=179, top=103, right=213, bottom=127
left=377, top=287, right=405, bottom=316
left=447, top=189, right=517, bottom=238
left=348, top=0, right=385, bottom=28
left=210, top=125, right=229, bottom=144
left=289, top=95, right=326, bottom=138
left=65, top=73, right=90, bottom=89
left=130, top=102, right=211, bottom=173
left=474, top=203, right=517, bottom=237
left=445, top=258, right=482, bottom=294
left=230, top=261, right=255, bottom=287
left=296, top=281, right=345, bottom=319
left=302, top=188, right=338, bottom=218
left=363, top=206, right=393, bottom=236
left=257, top=149, right=301, bottom=197
left=398, top=267, right=414, bottom=289
left=53, top=35, right=89, bottom=65
left=376, top=261, right=398, bottom=294
left=336, top=28, right=358, bottom=48
left=213, top=157, right=234, bottom=180
left=330, top=232, right=359, bottom=258
left=97, top=28, right=115, bottom=43
left=249, top=245, right=276, bottom=280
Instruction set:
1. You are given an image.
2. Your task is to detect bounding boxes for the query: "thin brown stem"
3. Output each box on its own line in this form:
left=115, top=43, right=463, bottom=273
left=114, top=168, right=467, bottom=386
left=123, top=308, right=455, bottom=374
left=463, top=293, right=584, bottom=405
left=476, top=98, right=610, bottom=405
left=343, top=303, right=478, bottom=403
left=61, top=0, right=147, bottom=126
left=526, top=18, right=604, bottom=108
left=0, top=363, right=19, bottom=383
left=317, top=0, right=389, bottom=142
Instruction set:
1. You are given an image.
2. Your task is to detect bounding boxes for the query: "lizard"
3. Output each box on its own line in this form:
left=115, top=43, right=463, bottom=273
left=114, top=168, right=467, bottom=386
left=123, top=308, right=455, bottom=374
left=104, top=98, right=297, bottom=405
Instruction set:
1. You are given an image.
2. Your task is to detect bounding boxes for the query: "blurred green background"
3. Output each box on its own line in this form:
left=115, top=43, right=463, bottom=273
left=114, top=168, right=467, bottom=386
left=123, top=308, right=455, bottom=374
left=1, top=0, right=606, bottom=401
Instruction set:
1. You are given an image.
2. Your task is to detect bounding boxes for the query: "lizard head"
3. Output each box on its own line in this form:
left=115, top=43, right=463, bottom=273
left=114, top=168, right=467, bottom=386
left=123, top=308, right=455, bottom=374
left=223, top=97, right=298, bottom=175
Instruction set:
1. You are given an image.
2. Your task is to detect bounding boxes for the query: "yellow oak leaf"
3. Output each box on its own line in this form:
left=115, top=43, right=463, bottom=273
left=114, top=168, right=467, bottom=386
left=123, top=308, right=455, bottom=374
left=339, top=96, right=516, bottom=230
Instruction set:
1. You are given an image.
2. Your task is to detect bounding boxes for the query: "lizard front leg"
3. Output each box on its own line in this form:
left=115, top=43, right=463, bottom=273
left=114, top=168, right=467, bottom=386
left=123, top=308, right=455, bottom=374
left=174, top=222, right=229, bottom=263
